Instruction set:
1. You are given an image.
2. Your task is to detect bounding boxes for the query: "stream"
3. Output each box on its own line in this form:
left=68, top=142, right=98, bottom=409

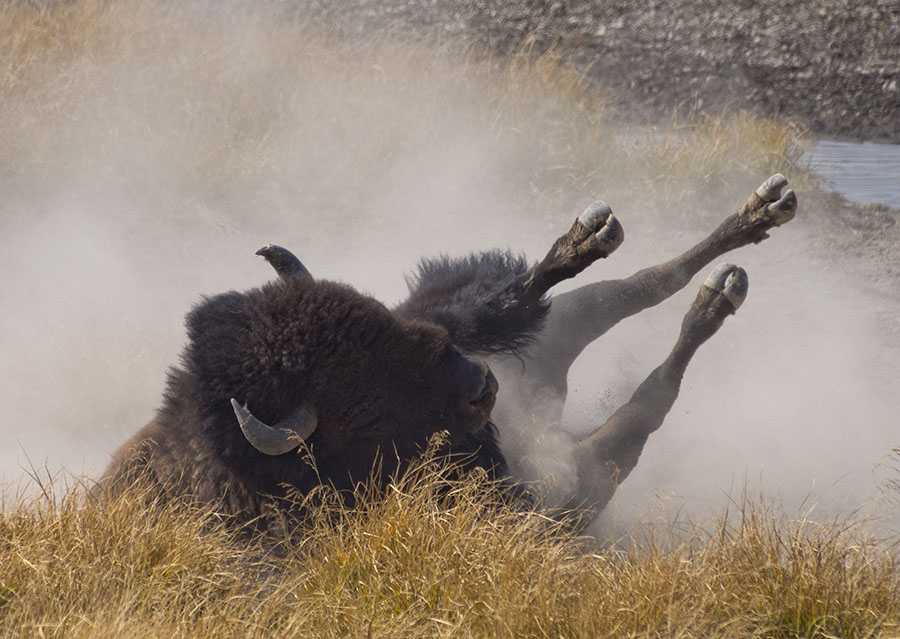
left=804, top=138, right=900, bottom=209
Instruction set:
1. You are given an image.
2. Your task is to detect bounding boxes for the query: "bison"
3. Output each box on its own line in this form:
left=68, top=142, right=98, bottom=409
left=102, top=175, right=797, bottom=529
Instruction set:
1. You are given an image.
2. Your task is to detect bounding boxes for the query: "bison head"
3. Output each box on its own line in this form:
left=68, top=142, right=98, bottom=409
left=182, top=274, right=500, bottom=492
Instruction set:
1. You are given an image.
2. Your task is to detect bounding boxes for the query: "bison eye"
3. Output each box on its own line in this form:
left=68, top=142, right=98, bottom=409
left=444, top=344, right=463, bottom=360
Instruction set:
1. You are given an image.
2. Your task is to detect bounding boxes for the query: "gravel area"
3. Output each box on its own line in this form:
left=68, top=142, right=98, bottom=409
left=287, top=0, right=900, bottom=143
left=279, top=0, right=900, bottom=327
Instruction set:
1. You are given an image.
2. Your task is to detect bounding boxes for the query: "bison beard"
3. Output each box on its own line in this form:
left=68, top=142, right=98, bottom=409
left=102, top=175, right=797, bottom=531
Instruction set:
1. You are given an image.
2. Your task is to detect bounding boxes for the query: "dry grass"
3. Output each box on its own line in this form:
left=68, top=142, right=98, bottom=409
left=628, top=112, right=816, bottom=221
left=2, top=447, right=898, bottom=638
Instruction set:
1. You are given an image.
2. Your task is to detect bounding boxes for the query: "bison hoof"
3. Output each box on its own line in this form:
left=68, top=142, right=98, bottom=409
left=576, top=201, right=624, bottom=258
left=578, top=200, right=613, bottom=230
left=754, top=173, right=788, bottom=201
left=702, top=263, right=749, bottom=312
left=766, top=189, right=798, bottom=227
left=592, top=212, right=624, bottom=255
left=754, top=173, right=797, bottom=228
left=680, top=264, right=749, bottom=349
left=724, top=174, right=798, bottom=246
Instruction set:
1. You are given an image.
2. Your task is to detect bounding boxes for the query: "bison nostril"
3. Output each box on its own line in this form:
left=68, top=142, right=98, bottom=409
left=470, top=369, right=498, bottom=408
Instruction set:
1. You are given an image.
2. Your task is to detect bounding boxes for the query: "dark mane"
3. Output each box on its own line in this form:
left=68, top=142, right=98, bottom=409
left=395, top=250, right=549, bottom=356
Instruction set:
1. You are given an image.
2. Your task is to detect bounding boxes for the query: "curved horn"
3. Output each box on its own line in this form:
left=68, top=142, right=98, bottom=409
left=230, top=398, right=318, bottom=456
left=255, top=244, right=313, bottom=280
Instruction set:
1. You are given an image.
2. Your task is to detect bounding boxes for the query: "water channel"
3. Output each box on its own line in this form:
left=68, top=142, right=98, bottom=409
left=804, top=138, right=900, bottom=209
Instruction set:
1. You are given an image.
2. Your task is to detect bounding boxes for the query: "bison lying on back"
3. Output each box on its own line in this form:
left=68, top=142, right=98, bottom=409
left=103, top=175, right=797, bottom=529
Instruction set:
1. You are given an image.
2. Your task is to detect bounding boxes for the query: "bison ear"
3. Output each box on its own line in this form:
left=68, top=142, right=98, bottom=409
left=230, top=399, right=318, bottom=455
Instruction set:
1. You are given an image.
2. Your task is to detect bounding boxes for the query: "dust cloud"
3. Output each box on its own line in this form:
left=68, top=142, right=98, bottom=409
left=1, top=2, right=896, bottom=529
left=564, top=227, right=900, bottom=534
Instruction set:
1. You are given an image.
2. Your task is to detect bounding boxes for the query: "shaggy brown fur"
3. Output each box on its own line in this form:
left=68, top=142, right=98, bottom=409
left=103, top=275, right=514, bottom=527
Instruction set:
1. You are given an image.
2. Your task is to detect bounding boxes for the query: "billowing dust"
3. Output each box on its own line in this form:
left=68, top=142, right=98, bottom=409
left=1, top=2, right=896, bottom=531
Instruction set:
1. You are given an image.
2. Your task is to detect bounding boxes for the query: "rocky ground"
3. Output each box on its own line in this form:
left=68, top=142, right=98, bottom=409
left=289, top=0, right=900, bottom=143
left=282, top=0, right=900, bottom=330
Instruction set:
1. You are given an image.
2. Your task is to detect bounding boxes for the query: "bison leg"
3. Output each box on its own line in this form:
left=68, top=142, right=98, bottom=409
left=394, top=202, right=624, bottom=356
left=514, top=174, right=796, bottom=401
left=491, top=201, right=624, bottom=313
left=560, top=264, right=749, bottom=526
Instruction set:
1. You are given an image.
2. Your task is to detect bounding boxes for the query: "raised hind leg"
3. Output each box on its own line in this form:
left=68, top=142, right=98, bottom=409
left=561, top=263, right=750, bottom=527
left=394, top=200, right=624, bottom=355
left=501, top=174, right=796, bottom=416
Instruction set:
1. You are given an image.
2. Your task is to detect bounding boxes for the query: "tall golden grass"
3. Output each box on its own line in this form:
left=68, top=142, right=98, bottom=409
left=2, top=447, right=899, bottom=638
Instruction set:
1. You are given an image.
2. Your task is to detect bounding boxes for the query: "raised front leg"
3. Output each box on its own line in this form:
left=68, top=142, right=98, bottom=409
left=394, top=203, right=623, bottom=356
left=500, top=202, right=624, bottom=312
left=562, top=263, right=750, bottom=528
left=518, top=174, right=796, bottom=399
